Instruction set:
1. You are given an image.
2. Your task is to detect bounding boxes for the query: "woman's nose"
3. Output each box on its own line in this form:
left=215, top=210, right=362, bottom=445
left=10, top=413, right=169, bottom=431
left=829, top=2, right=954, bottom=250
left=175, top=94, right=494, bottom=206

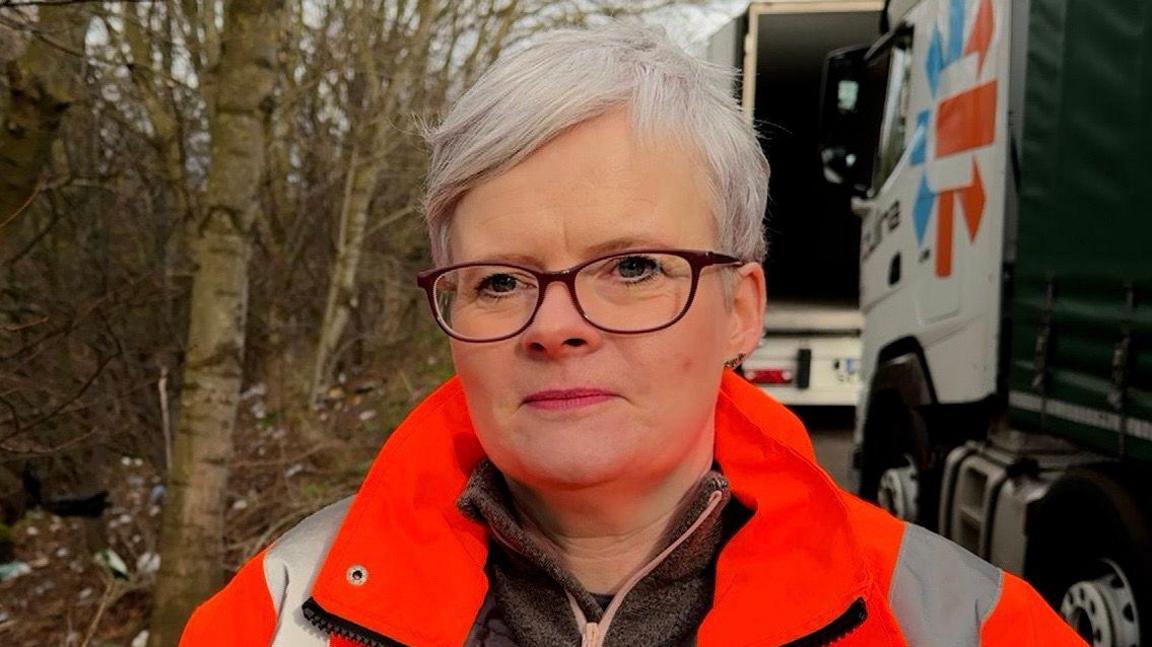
left=519, top=281, right=603, bottom=355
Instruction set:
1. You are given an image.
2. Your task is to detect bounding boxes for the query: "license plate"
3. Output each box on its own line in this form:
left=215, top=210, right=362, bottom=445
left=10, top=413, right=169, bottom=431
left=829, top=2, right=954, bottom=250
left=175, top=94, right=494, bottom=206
left=834, top=358, right=860, bottom=383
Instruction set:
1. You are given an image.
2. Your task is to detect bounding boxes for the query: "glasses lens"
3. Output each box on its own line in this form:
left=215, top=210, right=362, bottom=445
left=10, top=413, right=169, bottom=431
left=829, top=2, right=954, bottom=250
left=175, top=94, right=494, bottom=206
left=575, top=252, right=693, bottom=332
left=433, top=265, right=538, bottom=340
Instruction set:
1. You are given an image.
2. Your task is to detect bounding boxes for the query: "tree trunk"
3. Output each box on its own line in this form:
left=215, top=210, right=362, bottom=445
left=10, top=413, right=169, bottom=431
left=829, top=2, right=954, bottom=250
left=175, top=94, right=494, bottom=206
left=308, top=147, right=376, bottom=401
left=148, top=1, right=283, bottom=645
left=307, top=0, right=437, bottom=400
left=0, top=3, right=91, bottom=235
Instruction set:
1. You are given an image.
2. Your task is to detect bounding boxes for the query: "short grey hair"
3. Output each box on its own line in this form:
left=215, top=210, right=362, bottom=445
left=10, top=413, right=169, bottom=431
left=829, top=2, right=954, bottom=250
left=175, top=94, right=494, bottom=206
left=421, top=21, right=769, bottom=266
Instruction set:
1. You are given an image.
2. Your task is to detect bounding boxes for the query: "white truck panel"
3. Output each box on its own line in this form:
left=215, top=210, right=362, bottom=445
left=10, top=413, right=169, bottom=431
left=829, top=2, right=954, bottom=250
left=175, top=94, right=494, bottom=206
left=857, top=0, right=1013, bottom=414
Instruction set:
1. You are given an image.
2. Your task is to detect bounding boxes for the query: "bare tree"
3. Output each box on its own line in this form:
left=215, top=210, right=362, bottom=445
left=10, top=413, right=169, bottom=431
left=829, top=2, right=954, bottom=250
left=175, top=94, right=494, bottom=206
left=147, top=0, right=285, bottom=643
left=0, top=2, right=92, bottom=241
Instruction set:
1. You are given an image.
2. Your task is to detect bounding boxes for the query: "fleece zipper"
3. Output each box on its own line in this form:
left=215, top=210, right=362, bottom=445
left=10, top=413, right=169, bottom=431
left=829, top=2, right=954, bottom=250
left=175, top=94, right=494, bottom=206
left=562, top=489, right=726, bottom=647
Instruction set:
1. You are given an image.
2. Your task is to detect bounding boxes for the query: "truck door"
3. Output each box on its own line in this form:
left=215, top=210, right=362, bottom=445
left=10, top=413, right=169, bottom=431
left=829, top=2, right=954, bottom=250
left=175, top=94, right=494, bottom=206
left=824, top=0, right=1012, bottom=407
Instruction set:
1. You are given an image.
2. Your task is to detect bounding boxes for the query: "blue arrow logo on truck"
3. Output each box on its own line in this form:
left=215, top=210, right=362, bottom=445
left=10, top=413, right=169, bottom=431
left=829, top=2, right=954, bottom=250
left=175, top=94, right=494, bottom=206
left=914, top=176, right=936, bottom=246
left=927, top=28, right=944, bottom=96
left=948, top=0, right=967, bottom=64
left=911, top=110, right=930, bottom=165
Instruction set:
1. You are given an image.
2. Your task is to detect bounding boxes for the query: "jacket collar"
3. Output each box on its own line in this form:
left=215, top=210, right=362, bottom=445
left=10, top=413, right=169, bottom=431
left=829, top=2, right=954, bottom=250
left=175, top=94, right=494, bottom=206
left=309, top=372, right=872, bottom=646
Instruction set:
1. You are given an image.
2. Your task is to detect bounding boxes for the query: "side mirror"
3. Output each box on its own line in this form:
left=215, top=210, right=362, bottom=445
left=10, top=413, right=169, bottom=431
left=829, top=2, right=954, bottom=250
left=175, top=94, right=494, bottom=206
left=819, top=45, right=870, bottom=196
left=821, top=145, right=858, bottom=186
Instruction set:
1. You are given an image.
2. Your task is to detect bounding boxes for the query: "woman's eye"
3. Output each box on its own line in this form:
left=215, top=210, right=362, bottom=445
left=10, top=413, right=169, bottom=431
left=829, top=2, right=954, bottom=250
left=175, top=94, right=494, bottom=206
left=478, top=273, right=519, bottom=293
left=615, top=256, right=659, bottom=279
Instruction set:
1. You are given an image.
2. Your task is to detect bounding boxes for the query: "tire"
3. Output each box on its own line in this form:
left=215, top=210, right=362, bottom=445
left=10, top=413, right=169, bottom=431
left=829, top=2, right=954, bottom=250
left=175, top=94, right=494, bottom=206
left=858, top=393, right=940, bottom=531
left=1026, top=466, right=1152, bottom=646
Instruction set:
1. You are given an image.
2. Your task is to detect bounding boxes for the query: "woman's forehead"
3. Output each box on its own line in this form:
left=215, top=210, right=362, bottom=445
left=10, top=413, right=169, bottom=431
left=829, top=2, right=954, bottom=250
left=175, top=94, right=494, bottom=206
left=448, top=208, right=716, bottom=268
left=447, top=111, right=715, bottom=265
left=456, top=234, right=686, bottom=268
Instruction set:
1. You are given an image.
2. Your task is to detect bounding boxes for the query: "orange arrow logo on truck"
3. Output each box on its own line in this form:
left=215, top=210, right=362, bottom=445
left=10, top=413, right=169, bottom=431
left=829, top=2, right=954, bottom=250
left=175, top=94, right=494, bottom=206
left=965, top=0, right=994, bottom=73
left=934, top=160, right=985, bottom=278
left=936, top=80, right=997, bottom=157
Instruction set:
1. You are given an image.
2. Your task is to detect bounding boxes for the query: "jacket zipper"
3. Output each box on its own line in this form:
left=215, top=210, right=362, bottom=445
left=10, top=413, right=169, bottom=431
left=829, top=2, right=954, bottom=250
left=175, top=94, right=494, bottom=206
left=302, top=597, right=406, bottom=647
left=782, top=597, right=868, bottom=647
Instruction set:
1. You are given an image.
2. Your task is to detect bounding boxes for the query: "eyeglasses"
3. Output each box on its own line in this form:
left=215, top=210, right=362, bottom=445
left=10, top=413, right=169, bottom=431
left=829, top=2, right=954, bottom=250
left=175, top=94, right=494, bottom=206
left=416, top=248, right=743, bottom=343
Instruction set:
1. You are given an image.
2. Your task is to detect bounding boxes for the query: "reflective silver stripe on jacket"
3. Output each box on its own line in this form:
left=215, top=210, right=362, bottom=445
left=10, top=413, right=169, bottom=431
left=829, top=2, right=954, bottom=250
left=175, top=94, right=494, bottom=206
left=264, top=496, right=354, bottom=647
left=888, top=523, right=1004, bottom=646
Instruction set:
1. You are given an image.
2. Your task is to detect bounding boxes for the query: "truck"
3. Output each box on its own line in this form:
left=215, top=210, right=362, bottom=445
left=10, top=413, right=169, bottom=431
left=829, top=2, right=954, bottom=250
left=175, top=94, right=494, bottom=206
left=704, top=1, right=885, bottom=406
left=815, top=0, right=1152, bottom=643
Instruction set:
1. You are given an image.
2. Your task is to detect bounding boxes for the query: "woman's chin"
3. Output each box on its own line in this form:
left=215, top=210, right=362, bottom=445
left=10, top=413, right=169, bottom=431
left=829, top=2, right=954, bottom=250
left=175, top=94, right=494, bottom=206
left=502, top=447, right=638, bottom=492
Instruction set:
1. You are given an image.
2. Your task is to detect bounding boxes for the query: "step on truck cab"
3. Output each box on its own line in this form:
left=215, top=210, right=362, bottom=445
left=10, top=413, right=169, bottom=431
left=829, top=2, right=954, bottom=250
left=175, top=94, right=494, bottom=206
left=818, top=0, right=1152, bottom=643
left=705, top=1, right=885, bottom=407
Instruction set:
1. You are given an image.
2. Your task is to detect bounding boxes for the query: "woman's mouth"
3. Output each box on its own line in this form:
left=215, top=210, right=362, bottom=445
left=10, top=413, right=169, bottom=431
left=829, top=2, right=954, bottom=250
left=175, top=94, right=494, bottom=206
left=523, top=388, right=616, bottom=410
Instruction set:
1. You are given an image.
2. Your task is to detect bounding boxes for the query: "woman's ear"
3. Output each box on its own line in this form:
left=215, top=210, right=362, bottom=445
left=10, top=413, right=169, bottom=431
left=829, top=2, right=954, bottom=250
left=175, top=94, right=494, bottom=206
left=727, top=262, right=766, bottom=358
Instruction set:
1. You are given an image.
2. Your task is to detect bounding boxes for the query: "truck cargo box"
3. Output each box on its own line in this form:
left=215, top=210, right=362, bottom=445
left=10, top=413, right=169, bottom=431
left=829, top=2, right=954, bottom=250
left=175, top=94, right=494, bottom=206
left=1007, top=0, right=1152, bottom=459
left=707, top=2, right=881, bottom=405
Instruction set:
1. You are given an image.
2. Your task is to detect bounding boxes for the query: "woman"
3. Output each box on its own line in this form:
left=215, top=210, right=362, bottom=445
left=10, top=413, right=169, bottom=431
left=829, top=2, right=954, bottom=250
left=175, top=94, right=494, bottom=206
left=180, top=22, right=1083, bottom=646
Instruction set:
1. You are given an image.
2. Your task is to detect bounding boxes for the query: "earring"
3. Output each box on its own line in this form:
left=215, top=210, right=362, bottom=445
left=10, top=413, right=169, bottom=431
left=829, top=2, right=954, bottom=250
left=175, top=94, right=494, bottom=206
left=724, top=352, right=746, bottom=369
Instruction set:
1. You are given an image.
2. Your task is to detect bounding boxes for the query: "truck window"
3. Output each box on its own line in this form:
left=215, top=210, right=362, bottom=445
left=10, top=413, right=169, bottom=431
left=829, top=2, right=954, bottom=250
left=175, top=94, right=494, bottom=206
left=871, top=31, right=914, bottom=190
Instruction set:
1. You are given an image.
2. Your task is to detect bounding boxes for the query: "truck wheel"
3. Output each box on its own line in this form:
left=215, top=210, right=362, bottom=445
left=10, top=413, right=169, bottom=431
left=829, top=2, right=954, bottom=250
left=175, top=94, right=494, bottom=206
left=1027, top=467, right=1152, bottom=646
left=1061, top=558, right=1140, bottom=646
left=877, top=452, right=920, bottom=522
left=859, top=394, right=938, bottom=530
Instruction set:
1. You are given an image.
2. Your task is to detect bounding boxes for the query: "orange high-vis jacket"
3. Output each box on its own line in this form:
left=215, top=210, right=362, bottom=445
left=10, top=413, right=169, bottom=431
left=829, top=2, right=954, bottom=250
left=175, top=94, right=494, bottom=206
left=180, top=372, right=1086, bottom=646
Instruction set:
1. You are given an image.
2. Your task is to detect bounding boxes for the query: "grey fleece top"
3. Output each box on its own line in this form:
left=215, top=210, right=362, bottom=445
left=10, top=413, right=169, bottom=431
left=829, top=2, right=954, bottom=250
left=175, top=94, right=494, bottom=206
left=457, top=460, right=751, bottom=647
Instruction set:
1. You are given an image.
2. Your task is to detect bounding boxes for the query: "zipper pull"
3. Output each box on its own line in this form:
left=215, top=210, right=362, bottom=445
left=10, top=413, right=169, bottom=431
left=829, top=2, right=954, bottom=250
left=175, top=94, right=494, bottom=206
left=581, top=621, right=601, bottom=647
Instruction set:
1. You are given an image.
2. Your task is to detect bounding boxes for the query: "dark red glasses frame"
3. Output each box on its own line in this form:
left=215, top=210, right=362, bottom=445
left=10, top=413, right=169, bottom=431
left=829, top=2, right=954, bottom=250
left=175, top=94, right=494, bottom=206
left=415, top=248, right=744, bottom=343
